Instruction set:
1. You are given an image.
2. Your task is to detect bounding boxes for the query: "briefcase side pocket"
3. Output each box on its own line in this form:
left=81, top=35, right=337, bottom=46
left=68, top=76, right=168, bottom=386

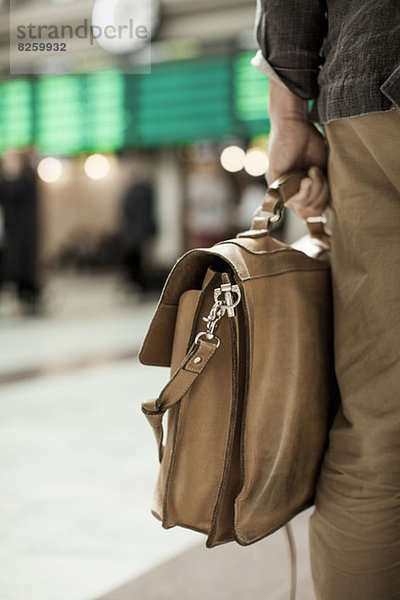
left=150, top=286, right=204, bottom=522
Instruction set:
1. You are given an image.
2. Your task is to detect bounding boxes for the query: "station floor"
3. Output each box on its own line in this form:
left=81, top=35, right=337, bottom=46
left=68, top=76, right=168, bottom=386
left=0, top=272, right=316, bottom=600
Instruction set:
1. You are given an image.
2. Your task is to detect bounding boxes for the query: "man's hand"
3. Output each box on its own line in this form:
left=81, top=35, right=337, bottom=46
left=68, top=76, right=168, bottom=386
left=266, top=80, right=329, bottom=220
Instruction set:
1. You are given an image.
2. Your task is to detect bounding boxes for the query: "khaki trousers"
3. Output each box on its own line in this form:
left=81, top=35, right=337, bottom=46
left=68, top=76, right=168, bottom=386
left=310, top=110, right=400, bottom=599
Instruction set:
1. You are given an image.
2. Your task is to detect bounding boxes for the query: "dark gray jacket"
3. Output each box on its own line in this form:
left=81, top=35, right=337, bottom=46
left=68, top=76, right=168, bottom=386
left=254, top=0, right=400, bottom=123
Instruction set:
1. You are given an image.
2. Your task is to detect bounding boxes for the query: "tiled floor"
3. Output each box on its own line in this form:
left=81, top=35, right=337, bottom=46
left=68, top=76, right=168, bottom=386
left=0, top=273, right=316, bottom=600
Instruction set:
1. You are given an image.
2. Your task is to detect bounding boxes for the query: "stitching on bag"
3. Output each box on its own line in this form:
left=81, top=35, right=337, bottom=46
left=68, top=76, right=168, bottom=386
left=161, top=371, right=195, bottom=410
left=184, top=346, right=214, bottom=374
left=184, top=361, right=205, bottom=374
left=222, top=243, right=291, bottom=256
left=156, top=345, right=196, bottom=409
left=163, top=399, right=183, bottom=525
left=164, top=379, right=195, bottom=408
left=233, top=291, right=252, bottom=536
left=161, top=346, right=215, bottom=410
left=241, top=266, right=329, bottom=281
left=208, top=315, right=239, bottom=546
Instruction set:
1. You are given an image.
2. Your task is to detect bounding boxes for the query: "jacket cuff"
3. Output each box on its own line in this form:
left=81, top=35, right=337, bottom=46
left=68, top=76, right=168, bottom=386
left=251, top=50, right=288, bottom=89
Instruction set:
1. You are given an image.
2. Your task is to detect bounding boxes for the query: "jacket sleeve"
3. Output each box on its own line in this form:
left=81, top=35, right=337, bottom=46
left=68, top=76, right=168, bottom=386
left=254, top=0, right=327, bottom=99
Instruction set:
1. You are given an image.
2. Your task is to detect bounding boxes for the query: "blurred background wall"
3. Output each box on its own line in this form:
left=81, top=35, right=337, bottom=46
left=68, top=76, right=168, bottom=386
left=0, top=0, right=289, bottom=300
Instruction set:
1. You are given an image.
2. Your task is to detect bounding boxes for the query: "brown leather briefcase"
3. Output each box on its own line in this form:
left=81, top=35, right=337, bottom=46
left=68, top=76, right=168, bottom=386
left=140, top=171, right=337, bottom=548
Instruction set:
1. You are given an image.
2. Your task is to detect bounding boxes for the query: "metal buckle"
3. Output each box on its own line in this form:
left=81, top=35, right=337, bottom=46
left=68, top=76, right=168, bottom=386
left=253, top=205, right=283, bottom=226
left=213, top=284, right=241, bottom=317
left=194, top=283, right=242, bottom=349
left=194, top=331, right=221, bottom=348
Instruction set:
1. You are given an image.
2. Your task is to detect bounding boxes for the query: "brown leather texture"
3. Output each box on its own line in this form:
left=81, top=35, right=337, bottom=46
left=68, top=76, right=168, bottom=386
left=140, top=174, right=337, bottom=548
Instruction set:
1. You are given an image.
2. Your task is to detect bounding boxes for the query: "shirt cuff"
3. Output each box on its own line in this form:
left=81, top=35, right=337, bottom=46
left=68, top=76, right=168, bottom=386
left=251, top=50, right=288, bottom=89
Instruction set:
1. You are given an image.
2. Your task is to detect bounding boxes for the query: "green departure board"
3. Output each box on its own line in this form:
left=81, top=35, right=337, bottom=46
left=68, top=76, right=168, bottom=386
left=35, top=70, right=126, bottom=154
left=126, top=55, right=233, bottom=147
left=0, top=52, right=272, bottom=155
left=0, top=79, right=33, bottom=154
left=36, top=75, right=84, bottom=154
left=85, top=71, right=126, bottom=152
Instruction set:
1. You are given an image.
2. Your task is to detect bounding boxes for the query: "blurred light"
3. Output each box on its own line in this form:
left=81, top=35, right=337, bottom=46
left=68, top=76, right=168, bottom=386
left=37, top=157, right=63, bottom=183
left=220, top=146, right=245, bottom=173
left=84, top=154, right=110, bottom=180
left=244, top=148, right=269, bottom=177
left=91, top=0, right=158, bottom=55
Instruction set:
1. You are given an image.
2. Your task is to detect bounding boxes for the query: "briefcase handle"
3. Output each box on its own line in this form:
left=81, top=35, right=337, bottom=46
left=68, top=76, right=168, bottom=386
left=239, top=170, right=330, bottom=245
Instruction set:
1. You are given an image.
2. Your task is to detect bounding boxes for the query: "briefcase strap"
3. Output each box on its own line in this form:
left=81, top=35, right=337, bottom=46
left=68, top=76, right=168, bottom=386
left=142, top=279, right=241, bottom=462
left=142, top=337, right=218, bottom=462
left=238, top=169, right=330, bottom=246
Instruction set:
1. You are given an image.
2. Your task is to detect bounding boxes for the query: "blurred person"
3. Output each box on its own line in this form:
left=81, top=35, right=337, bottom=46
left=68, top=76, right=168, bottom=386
left=186, top=163, right=236, bottom=248
left=118, top=177, right=156, bottom=295
left=0, top=149, right=41, bottom=314
left=253, top=1, right=400, bottom=599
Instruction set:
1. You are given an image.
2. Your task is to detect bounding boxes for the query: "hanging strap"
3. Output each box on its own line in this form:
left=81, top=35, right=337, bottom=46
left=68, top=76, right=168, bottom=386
left=141, top=338, right=218, bottom=462
left=142, top=278, right=240, bottom=462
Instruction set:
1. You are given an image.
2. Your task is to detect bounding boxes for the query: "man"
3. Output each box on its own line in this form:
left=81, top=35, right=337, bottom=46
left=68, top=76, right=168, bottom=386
left=119, top=178, right=156, bottom=295
left=0, top=149, right=41, bottom=314
left=253, top=1, right=400, bottom=598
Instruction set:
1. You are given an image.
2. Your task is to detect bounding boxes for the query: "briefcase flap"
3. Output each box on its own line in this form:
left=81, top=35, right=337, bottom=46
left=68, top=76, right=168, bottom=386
left=139, top=233, right=329, bottom=368
left=139, top=250, right=227, bottom=367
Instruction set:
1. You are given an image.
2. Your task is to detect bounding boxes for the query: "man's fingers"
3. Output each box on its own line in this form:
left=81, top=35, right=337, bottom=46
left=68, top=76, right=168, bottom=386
left=289, top=168, right=324, bottom=205
left=285, top=166, right=330, bottom=219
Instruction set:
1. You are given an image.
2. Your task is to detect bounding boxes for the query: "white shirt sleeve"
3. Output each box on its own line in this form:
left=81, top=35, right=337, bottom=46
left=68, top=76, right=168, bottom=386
left=251, top=50, right=288, bottom=89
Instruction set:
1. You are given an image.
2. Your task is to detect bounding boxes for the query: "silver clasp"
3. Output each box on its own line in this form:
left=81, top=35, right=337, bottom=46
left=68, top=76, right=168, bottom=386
left=195, top=283, right=241, bottom=347
left=213, top=283, right=241, bottom=317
